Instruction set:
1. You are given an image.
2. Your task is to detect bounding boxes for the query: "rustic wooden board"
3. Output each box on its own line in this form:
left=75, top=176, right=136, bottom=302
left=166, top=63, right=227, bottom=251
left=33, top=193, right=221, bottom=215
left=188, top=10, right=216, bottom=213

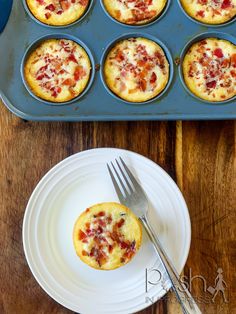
left=0, top=103, right=235, bottom=314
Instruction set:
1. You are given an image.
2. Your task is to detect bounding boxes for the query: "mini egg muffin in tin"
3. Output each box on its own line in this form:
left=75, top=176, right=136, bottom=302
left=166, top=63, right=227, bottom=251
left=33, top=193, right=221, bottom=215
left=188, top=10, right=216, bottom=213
left=103, top=37, right=170, bottom=103
left=180, top=0, right=236, bottom=25
left=73, top=203, right=142, bottom=270
left=103, top=0, right=167, bottom=25
left=24, top=38, right=91, bottom=103
left=182, top=38, right=236, bottom=102
left=26, top=0, right=90, bottom=26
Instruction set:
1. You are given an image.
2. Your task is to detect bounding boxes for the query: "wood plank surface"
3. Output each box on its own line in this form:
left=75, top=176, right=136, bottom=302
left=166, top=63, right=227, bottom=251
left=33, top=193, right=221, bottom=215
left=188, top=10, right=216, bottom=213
left=0, top=103, right=235, bottom=314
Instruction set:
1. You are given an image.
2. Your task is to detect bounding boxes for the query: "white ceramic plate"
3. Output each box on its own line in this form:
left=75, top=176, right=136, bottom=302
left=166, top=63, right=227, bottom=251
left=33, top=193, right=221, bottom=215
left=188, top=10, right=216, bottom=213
left=23, top=148, right=191, bottom=314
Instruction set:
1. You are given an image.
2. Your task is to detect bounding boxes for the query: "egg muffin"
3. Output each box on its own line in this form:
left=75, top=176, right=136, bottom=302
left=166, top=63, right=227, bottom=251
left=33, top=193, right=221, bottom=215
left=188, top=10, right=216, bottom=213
left=73, top=203, right=142, bottom=270
left=26, top=0, right=90, bottom=26
left=182, top=38, right=236, bottom=102
left=103, top=37, right=170, bottom=103
left=103, top=0, right=167, bottom=25
left=180, top=0, right=236, bottom=24
left=24, top=39, right=91, bottom=103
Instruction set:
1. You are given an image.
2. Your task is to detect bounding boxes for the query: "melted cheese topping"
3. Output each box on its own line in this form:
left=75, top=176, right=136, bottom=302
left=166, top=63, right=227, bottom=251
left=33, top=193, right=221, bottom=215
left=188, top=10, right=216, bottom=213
left=103, top=0, right=167, bottom=25
left=104, top=37, right=169, bottom=103
left=183, top=38, right=236, bottom=102
left=24, top=39, right=91, bottom=103
left=73, top=203, right=142, bottom=270
left=180, top=0, right=236, bottom=24
left=26, top=0, right=89, bottom=26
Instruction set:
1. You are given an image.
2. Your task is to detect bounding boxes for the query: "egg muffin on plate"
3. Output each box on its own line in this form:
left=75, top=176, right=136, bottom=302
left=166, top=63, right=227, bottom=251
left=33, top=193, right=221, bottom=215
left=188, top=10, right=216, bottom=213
left=24, top=39, right=91, bottom=103
left=73, top=203, right=142, bottom=270
left=103, top=37, right=170, bottom=103
left=103, top=0, right=167, bottom=25
left=182, top=38, right=236, bottom=102
left=180, top=0, right=236, bottom=24
left=26, top=0, right=90, bottom=26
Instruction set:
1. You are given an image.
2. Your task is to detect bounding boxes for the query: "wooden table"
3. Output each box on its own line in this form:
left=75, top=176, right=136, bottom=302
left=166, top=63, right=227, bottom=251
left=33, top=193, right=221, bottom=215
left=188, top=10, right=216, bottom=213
left=0, top=102, right=235, bottom=314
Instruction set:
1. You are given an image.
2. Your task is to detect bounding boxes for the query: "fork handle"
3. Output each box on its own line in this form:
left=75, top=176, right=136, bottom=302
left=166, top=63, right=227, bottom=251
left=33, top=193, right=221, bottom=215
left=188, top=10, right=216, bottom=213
left=140, top=216, right=202, bottom=314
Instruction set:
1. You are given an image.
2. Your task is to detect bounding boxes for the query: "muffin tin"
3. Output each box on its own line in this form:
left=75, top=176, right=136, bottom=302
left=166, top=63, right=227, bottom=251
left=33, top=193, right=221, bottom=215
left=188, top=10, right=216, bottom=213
left=0, top=0, right=235, bottom=121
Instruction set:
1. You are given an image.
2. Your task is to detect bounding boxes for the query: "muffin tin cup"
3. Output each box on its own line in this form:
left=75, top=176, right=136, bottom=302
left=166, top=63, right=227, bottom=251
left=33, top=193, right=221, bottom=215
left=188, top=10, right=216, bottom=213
left=100, top=33, right=174, bottom=105
left=177, top=0, right=236, bottom=28
left=179, top=31, right=236, bottom=105
left=22, top=0, right=94, bottom=29
left=100, top=0, right=171, bottom=28
left=21, top=34, right=96, bottom=106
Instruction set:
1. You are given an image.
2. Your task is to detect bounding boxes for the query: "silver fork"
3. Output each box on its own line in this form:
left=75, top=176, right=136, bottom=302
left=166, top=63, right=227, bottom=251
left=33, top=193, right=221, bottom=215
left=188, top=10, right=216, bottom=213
left=107, top=157, right=202, bottom=314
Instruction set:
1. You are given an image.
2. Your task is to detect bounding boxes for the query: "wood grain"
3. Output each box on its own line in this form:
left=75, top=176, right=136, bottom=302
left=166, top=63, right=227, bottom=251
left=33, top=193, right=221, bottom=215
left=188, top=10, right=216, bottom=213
left=0, top=102, right=235, bottom=314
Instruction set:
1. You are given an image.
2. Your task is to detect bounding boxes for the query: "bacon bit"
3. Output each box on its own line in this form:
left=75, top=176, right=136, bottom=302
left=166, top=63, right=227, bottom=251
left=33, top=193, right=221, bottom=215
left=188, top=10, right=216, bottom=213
left=85, top=208, right=90, bottom=213
left=85, top=222, right=90, bottom=229
left=98, top=211, right=105, bottom=217
left=74, top=66, right=86, bottom=81
left=120, top=241, right=129, bottom=249
left=110, top=231, right=120, bottom=242
left=106, top=216, right=112, bottom=224
left=199, top=40, right=207, bottom=46
left=115, top=50, right=125, bottom=62
left=221, top=59, right=230, bottom=68
left=137, top=59, right=146, bottom=67
left=78, top=230, right=87, bottom=240
left=45, top=12, right=51, bottom=19
left=79, top=0, right=89, bottom=6
left=97, top=226, right=103, bottom=234
left=150, top=72, right=157, bottom=84
left=213, top=9, right=221, bottom=15
left=117, top=218, right=125, bottom=228
left=45, top=4, right=55, bottom=11
left=196, top=10, right=205, bottom=18
left=62, top=78, right=75, bottom=86
left=221, top=0, right=231, bottom=9
left=68, top=54, right=78, bottom=63
left=36, top=0, right=45, bottom=4
left=206, top=81, right=216, bottom=89
left=51, top=86, right=62, bottom=97
left=89, top=247, right=96, bottom=257
left=60, top=0, right=71, bottom=11
left=82, top=250, right=88, bottom=256
left=220, top=95, right=226, bottom=99
left=230, top=70, right=236, bottom=78
left=108, top=245, right=113, bottom=253
left=97, top=219, right=106, bottom=227
left=213, top=48, right=224, bottom=58
left=115, top=10, right=121, bottom=18
left=231, top=54, right=236, bottom=68
left=139, top=78, right=147, bottom=91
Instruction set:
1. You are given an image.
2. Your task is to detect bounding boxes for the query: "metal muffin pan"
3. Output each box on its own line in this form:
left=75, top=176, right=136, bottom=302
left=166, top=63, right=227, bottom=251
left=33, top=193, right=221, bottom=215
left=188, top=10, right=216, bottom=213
left=20, top=33, right=96, bottom=106
left=100, top=33, right=174, bottom=105
left=0, top=0, right=235, bottom=121
left=179, top=31, right=236, bottom=104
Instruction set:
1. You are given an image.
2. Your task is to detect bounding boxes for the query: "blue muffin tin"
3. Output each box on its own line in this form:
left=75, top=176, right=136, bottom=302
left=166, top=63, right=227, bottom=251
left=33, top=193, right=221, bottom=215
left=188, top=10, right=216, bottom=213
left=0, top=0, right=235, bottom=121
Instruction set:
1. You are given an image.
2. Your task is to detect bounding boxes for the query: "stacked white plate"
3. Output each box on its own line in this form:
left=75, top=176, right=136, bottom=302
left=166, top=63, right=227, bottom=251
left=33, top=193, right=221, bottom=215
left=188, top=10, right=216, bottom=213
left=23, top=148, right=191, bottom=314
